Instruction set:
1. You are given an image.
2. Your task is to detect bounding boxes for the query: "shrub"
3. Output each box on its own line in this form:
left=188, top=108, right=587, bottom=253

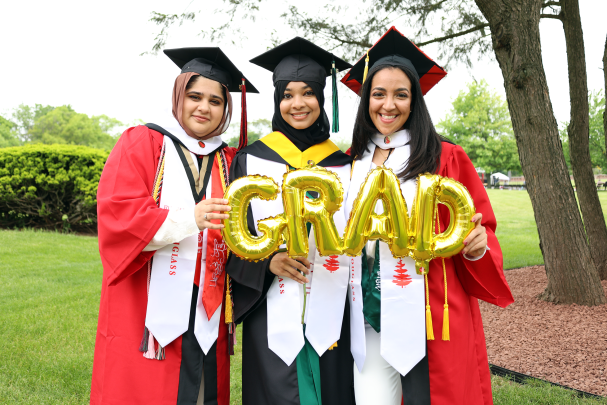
left=0, top=145, right=108, bottom=233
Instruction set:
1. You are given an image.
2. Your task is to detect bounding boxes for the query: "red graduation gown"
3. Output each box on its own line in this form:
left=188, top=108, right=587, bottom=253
left=91, top=125, right=234, bottom=405
left=425, top=142, right=513, bottom=405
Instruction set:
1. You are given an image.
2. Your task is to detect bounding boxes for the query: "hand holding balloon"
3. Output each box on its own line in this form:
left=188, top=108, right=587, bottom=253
left=462, top=213, right=487, bottom=257
left=195, top=198, right=231, bottom=230
left=268, top=252, right=311, bottom=284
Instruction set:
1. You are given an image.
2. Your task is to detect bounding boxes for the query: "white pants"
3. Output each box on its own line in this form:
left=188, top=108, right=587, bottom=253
left=354, top=324, right=402, bottom=405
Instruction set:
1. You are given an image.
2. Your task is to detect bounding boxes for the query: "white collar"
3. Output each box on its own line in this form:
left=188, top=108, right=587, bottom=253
left=370, top=129, right=410, bottom=150
left=156, top=116, right=223, bottom=156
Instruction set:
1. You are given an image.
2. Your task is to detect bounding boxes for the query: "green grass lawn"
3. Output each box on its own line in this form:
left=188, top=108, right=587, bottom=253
left=2, top=191, right=607, bottom=403
left=489, top=189, right=607, bottom=269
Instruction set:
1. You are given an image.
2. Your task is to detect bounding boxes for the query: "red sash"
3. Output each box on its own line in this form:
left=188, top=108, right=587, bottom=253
left=194, top=151, right=229, bottom=320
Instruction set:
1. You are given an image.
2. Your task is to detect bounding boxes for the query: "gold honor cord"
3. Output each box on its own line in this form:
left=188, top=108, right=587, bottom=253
left=436, top=206, right=449, bottom=341
left=215, top=151, right=235, bottom=325
left=362, top=51, right=370, bottom=84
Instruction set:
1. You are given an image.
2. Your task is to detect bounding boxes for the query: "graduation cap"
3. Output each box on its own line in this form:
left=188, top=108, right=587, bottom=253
left=164, top=47, right=258, bottom=150
left=250, top=37, right=352, bottom=133
left=341, top=26, right=447, bottom=96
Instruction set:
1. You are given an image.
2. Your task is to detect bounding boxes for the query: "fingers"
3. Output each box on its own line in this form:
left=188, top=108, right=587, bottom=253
left=269, top=253, right=310, bottom=284
left=471, top=212, right=483, bottom=225
left=463, top=229, right=487, bottom=255
left=204, top=212, right=230, bottom=221
left=203, top=204, right=232, bottom=213
left=463, top=227, right=481, bottom=246
left=285, top=266, right=309, bottom=284
left=286, top=257, right=310, bottom=275
left=465, top=239, right=487, bottom=257
left=204, top=198, right=229, bottom=205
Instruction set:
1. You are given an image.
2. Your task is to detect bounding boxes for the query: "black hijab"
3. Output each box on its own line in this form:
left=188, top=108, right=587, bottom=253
left=271, top=80, right=331, bottom=151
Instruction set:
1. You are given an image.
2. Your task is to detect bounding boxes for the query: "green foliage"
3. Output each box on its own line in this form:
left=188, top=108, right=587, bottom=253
left=332, top=137, right=351, bottom=152
left=11, top=103, right=55, bottom=142
left=148, top=1, right=561, bottom=68
left=560, top=90, right=606, bottom=172
left=9, top=104, right=122, bottom=150
left=226, top=118, right=272, bottom=148
left=28, top=106, right=121, bottom=150
left=437, top=80, right=520, bottom=174
left=0, top=145, right=108, bottom=232
left=0, top=115, right=21, bottom=148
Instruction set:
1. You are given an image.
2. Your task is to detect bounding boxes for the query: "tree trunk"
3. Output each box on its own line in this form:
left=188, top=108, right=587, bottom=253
left=561, top=0, right=607, bottom=280
left=473, top=0, right=605, bottom=305
left=603, top=36, right=607, bottom=168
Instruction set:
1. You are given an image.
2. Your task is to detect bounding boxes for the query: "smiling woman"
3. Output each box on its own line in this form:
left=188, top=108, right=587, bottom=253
left=341, top=27, right=513, bottom=405
left=225, top=37, right=354, bottom=405
left=369, top=67, right=412, bottom=140
left=91, top=47, right=258, bottom=405
left=181, top=76, right=227, bottom=139
left=279, top=82, right=321, bottom=129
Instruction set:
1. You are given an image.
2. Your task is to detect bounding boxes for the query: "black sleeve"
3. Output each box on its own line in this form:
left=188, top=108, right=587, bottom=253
left=226, top=152, right=276, bottom=324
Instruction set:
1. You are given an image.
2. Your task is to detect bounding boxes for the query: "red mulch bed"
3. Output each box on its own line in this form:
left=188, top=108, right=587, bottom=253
left=480, top=265, right=607, bottom=396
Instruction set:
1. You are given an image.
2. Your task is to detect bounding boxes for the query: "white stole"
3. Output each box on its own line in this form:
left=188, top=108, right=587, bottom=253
left=346, top=140, right=426, bottom=376
left=145, top=134, right=221, bottom=353
left=247, top=155, right=351, bottom=365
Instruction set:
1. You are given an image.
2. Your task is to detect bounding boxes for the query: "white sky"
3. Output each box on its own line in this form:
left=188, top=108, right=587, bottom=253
left=0, top=0, right=606, bottom=143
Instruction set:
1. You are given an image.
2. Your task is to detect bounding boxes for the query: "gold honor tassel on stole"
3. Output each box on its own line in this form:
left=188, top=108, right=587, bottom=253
left=217, top=150, right=237, bottom=355
left=441, top=259, right=450, bottom=341
left=362, top=51, right=370, bottom=84
left=436, top=206, right=450, bottom=341
left=225, top=273, right=233, bottom=324
left=424, top=272, right=434, bottom=340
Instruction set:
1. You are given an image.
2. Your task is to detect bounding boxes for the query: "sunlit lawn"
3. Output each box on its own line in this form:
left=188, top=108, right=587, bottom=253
left=489, top=189, right=607, bottom=269
left=2, top=191, right=607, bottom=403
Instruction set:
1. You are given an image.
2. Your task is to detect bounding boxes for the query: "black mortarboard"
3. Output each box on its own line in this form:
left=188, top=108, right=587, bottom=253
left=249, top=37, right=352, bottom=132
left=164, top=47, right=259, bottom=93
left=249, top=37, right=351, bottom=85
left=341, top=26, right=447, bottom=95
left=165, top=47, right=258, bottom=150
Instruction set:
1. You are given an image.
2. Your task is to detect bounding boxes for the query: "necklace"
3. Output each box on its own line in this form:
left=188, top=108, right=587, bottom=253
left=377, top=147, right=394, bottom=165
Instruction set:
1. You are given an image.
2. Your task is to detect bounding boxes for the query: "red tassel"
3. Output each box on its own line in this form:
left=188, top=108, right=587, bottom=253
left=238, top=78, right=247, bottom=151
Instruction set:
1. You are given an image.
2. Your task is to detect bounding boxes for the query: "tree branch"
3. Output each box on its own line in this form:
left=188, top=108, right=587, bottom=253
left=416, top=24, right=489, bottom=47
left=542, top=1, right=561, bottom=7
left=540, top=13, right=563, bottom=20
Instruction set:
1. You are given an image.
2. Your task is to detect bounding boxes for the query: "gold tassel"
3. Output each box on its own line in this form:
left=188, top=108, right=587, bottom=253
left=442, top=304, right=450, bottom=341
left=437, top=205, right=450, bottom=341
left=441, top=258, right=450, bottom=341
left=328, top=341, right=338, bottom=351
left=225, top=274, right=233, bottom=324
left=424, top=273, right=434, bottom=340
left=362, top=51, right=370, bottom=84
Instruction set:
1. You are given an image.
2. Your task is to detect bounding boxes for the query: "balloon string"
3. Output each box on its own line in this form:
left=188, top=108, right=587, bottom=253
left=437, top=206, right=450, bottom=341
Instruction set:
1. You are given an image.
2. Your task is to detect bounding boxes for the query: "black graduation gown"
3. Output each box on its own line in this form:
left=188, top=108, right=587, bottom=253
left=226, top=140, right=355, bottom=405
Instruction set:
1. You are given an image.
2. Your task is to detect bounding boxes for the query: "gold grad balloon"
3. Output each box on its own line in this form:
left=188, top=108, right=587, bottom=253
left=221, top=175, right=287, bottom=261
left=223, top=167, right=476, bottom=266
left=281, top=166, right=345, bottom=258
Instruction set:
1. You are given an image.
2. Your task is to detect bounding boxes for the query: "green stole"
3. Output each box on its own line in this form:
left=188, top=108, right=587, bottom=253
left=361, top=242, right=382, bottom=332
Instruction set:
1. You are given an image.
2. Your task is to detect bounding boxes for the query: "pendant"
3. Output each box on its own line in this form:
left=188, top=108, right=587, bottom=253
left=384, top=136, right=391, bottom=145
left=198, top=141, right=206, bottom=148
